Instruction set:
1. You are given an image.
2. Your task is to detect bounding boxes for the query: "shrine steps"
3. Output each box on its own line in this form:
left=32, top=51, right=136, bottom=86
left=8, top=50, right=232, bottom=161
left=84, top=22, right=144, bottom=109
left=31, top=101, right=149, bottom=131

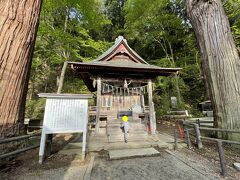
left=106, top=117, right=148, bottom=143
left=107, top=125, right=146, bottom=133
left=108, top=132, right=148, bottom=143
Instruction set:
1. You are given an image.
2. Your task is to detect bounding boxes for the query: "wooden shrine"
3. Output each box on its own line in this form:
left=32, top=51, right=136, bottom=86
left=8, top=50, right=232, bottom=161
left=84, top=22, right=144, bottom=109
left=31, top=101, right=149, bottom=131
left=69, top=36, right=181, bottom=141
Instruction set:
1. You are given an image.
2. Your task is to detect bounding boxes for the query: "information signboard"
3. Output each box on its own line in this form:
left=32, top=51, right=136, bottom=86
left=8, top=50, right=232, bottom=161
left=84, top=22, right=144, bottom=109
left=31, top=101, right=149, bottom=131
left=38, top=93, right=92, bottom=164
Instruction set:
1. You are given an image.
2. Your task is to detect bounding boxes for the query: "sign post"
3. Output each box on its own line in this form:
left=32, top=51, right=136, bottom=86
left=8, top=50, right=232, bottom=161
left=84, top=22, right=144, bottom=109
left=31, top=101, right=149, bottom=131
left=38, top=93, right=92, bottom=164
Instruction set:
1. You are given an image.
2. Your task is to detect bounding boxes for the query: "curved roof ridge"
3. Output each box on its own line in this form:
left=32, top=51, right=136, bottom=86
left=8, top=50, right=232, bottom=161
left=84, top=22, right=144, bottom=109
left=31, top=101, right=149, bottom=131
left=93, top=36, right=149, bottom=64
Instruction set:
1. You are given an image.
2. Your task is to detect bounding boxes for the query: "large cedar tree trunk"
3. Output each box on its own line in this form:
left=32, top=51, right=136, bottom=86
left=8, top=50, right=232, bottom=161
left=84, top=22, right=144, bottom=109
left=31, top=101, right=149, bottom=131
left=0, top=0, right=42, bottom=137
left=185, top=0, right=240, bottom=139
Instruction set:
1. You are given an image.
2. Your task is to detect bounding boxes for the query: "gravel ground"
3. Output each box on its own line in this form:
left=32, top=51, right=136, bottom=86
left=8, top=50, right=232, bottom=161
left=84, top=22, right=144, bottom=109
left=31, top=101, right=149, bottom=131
left=1, top=131, right=239, bottom=180
left=173, top=148, right=240, bottom=180
left=0, top=153, right=89, bottom=180
left=14, top=165, right=88, bottom=180
left=91, top=150, right=217, bottom=180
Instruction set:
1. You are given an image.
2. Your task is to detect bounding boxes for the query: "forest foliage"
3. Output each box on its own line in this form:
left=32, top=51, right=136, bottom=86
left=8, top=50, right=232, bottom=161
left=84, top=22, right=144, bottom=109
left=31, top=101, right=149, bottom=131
left=26, top=0, right=240, bottom=119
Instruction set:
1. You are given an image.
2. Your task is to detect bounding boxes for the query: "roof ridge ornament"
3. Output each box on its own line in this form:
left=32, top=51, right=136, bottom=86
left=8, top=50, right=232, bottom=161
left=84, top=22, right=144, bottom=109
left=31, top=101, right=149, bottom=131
left=115, top=35, right=125, bottom=44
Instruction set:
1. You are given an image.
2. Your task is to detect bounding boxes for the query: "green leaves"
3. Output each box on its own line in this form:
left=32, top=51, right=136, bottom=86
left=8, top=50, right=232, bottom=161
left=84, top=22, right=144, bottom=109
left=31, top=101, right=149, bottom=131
left=224, top=0, right=240, bottom=48
left=26, top=0, right=111, bottom=118
left=124, top=0, right=204, bottom=115
left=27, top=0, right=240, bottom=119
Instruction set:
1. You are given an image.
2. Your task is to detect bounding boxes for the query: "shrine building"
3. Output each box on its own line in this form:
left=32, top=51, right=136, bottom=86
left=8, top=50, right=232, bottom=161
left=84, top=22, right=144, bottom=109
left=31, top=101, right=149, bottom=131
left=69, top=36, right=181, bottom=142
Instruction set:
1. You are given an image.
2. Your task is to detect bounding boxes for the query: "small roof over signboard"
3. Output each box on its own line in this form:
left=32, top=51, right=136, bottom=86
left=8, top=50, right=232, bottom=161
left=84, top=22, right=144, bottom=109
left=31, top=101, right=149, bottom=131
left=69, top=36, right=181, bottom=92
left=38, top=93, right=93, bottom=99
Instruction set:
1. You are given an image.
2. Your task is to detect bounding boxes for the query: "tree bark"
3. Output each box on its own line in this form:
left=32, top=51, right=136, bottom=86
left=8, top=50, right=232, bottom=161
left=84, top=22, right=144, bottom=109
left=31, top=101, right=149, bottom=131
left=0, top=0, right=42, bottom=137
left=57, top=61, right=68, bottom=94
left=185, top=0, right=240, bottom=139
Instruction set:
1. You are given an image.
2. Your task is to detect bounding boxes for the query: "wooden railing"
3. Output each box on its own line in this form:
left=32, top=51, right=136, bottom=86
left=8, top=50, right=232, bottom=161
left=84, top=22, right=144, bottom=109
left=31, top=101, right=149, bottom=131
left=0, top=132, right=40, bottom=160
left=181, top=121, right=240, bottom=177
left=184, top=119, right=214, bottom=128
left=89, top=106, right=97, bottom=111
left=144, top=106, right=149, bottom=111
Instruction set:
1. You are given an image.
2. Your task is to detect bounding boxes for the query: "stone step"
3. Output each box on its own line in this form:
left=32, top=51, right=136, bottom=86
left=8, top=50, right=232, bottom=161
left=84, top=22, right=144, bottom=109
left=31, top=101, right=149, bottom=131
left=107, top=124, right=147, bottom=132
left=107, top=127, right=146, bottom=133
left=113, top=117, right=141, bottom=120
left=108, top=133, right=148, bottom=143
left=108, top=130, right=147, bottom=135
left=107, top=117, right=116, bottom=119
left=108, top=132, right=148, bottom=139
left=109, top=130, right=147, bottom=135
left=105, top=141, right=153, bottom=150
left=107, top=119, right=142, bottom=125
left=107, top=124, right=146, bottom=130
left=107, top=126, right=145, bottom=132
left=107, top=122, right=145, bottom=128
left=107, top=124, right=146, bottom=131
left=108, top=131, right=148, bottom=136
left=108, top=148, right=160, bottom=160
left=99, top=121, right=107, bottom=127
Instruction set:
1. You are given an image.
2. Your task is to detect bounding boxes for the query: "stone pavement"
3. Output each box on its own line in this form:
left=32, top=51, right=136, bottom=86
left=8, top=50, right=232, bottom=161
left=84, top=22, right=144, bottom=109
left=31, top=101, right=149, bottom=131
left=108, top=147, right=160, bottom=160
left=57, top=132, right=186, bottom=156
left=86, top=132, right=186, bottom=152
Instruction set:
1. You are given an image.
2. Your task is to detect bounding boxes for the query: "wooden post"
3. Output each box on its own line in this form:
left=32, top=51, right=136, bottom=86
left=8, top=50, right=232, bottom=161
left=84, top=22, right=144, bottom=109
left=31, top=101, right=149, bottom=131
left=95, top=77, right=101, bottom=134
left=175, top=73, right=182, bottom=105
left=174, top=129, right=178, bottom=150
left=186, top=129, right=192, bottom=148
left=148, top=79, right=156, bottom=134
left=141, top=94, right=145, bottom=111
left=197, top=119, right=201, bottom=127
left=82, top=125, right=87, bottom=160
left=45, top=134, right=53, bottom=157
left=194, top=123, right=203, bottom=149
left=57, top=61, right=68, bottom=94
left=217, top=140, right=227, bottom=177
left=39, top=130, right=46, bottom=164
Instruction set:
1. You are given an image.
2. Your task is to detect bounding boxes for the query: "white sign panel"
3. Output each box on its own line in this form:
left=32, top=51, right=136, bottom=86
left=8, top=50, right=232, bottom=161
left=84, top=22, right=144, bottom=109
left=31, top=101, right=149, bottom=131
left=43, top=98, right=87, bottom=133
left=38, top=93, right=92, bottom=164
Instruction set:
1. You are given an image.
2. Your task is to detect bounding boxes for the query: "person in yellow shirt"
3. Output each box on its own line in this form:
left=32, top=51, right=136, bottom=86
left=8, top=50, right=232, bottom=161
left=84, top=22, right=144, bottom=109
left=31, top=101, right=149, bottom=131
left=121, top=115, right=130, bottom=143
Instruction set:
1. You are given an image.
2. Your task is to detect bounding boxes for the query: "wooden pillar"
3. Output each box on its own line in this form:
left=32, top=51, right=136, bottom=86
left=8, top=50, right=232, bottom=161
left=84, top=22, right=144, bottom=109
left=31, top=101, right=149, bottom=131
left=95, top=77, right=101, bottom=134
left=141, top=94, right=145, bottom=110
left=148, top=79, right=156, bottom=134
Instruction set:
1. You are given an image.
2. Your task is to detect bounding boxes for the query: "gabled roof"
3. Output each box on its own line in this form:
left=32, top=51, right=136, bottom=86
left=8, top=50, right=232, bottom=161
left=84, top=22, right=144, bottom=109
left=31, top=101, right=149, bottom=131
left=93, top=36, right=149, bottom=64
left=69, top=36, right=182, bottom=92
